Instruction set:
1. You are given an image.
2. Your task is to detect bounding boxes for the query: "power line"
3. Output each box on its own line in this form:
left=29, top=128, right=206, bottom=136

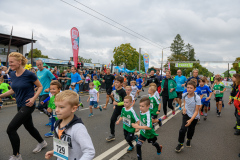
left=60, top=0, right=162, bottom=49
left=73, top=0, right=164, bottom=48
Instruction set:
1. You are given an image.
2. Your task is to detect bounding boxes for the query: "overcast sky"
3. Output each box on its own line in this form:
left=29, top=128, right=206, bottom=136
left=0, top=0, right=239, bottom=74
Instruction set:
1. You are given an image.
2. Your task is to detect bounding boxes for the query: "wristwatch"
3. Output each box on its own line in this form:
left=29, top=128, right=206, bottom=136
left=158, top=110, right=160, bottom=112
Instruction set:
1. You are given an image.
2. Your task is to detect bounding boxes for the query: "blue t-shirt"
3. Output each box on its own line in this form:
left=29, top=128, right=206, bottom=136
left=71, top=72, right=82, bottom=92
left=70, top=87, right=78, bottom=93
left=91, top=73, right=97, bottom=80
left=198, top=85, right=212, bottom=102
left=136, top=78, right=143, bottom=89
left=37, top=68, right=55, bottom=96
left=183, top=88, right=202, bottom=96
left=112, top=80, right=116, bottom=91
left=11, top=70, right=37, bottom=107
left=175, top=75, right=187, bottom=92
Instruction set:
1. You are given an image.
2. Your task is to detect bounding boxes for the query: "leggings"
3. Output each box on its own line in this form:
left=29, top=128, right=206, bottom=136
left=110, top=106, right=124, bottom=135
left=162, top=96, right=174, bottom=115
left=7, top=106, right=44, bottom=155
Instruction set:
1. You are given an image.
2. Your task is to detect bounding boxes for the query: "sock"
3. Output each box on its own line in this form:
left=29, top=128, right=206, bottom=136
left=204, top=113, right=207, bottom=116
left=152, top=142, right=161, bottom=153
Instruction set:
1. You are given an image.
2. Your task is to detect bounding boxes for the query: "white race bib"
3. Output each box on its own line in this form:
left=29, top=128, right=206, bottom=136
left=52, top=109, right=56, bottom=117
left=215, top=90, right=220, bottom=94
left=140, top=121, right=146, bottom=133
left=53, top=137, right=69, bottom=160
left=202, top=94, right=208, bottom=98
left=150, top=103, right=153, bottom=110
left=114, top=94, right=120, bottom=102
left=123, top=117, right=131, bottom=127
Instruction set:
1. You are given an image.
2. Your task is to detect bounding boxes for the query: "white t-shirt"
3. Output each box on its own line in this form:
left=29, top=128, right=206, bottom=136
left=128, top=94, right=135, bottom=102
left=131, top=86, right=138, bottom=97
left=182, top=93, right=201, bottom=119
left=89, top=89, right=98, bottom=101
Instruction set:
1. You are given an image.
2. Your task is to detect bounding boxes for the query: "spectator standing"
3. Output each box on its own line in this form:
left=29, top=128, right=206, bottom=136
left=68, top=60, right=72, bottom=68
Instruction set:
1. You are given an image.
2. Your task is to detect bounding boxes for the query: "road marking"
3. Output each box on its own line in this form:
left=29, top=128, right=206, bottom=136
left=93, top=105, right=182, bottom=160
left=109, top=109, right=182, bottom=160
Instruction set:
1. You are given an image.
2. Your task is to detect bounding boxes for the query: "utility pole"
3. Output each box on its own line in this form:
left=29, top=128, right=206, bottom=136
left=161, top=49, right=163, bottom=76
left=6, top=26, right=13, bottom=67
left=139, top=48, right=141, bottom=72
left=31, top=31, right=33, bottom=66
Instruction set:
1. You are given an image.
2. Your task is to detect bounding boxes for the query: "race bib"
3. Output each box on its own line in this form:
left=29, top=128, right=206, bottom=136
left=123, top=117, right=131, bottom=127
left=114, top=94, right=120, bottom=102
left=215, top=90, right=220, bottom=94
left=140, top=121, right=146, bottom=133
left=53, top=137, right=69, bottom=160
left=202, top=94, right=208, bottom=98
left=52, top=109, right=57, bottom=117
left=150, top=103, right=153, bottom=110
left=90, top=94, right=94, bottom=99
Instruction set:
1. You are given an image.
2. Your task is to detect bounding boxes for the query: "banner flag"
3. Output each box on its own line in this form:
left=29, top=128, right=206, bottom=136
left=143, top=53, right=149, bottom=73
left=70, top=27, right=79, bottom=68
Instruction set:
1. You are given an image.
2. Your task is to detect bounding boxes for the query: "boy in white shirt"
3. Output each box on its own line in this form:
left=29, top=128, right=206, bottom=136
left=131, top=81, right=138, bottom=100
left=87, top=82, right=102, bottom=117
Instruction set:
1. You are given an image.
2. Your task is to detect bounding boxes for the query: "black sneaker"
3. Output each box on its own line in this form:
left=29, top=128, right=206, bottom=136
left=234, top=129, right=240, bottom=135
left=216, top=109, right=219, bottom=114
left=175, top=144, right=184, bottom=153
left=186, top=140, right=191, bottom=147
left=217, top=112, right=221, bottom=117
left=106, top=134, right=115, bottom=141
left=158, top=118, right=162, bottom=127
left=204, top=116, right=207, bottom=121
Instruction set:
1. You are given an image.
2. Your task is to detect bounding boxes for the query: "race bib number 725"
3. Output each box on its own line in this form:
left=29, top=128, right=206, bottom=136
left=53, top=137, right=69, bottom=160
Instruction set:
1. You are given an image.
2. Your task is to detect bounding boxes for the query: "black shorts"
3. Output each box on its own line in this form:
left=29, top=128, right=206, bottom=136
left=211, top=81, right=214, bottom=84
left=151, top=115, right=158, bottom=119
left=139, top=134, right=157, bottom=143
left=176, top=92, right=183, bottom=99
left=216, top=97, right=223, bottom=102
left=106, top=87, right=112, bottom=95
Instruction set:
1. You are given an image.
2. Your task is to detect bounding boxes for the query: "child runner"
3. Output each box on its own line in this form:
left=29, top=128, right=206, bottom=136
left=198, top=78, right=212, bottom=120
left=149, top=83, right=160, bottom=101
left=87, top=82, right=102, bottom=117
left=116, top=96, right=139, bottom=152
left=123, top=82, right=127, bottom=90
left=93, top=75, right=101, bottom=91
left=106, top=76, right=126, bottom=141
left=175, top=81, right=201, bottom=153
left=0, top=77, right=16, bottom=109
left=148, top=86, right=162, bottom=126
left=125, top=86, right=136, bottom=106
left=42, top=80, right=61, bottom=137
left=131, top=81, right=138, bottom=101
left=136, top=75, right=143, bottom=98
left=132, top=97, right=162, bottom=160
left=45, top=90, right=95, bottom=160
left=70, top=83, right=83, bottom=109
left=213, top=77, right=226, bottom=117
left=205, top=78, right=212, bottom=111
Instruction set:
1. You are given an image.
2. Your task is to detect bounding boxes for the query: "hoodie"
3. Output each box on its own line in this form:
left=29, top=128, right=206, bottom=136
left=54, top=115, right=95, bottom=160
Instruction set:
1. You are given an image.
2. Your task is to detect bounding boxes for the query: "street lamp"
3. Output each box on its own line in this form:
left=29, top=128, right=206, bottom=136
left=161, top=47, right=170, bottom=76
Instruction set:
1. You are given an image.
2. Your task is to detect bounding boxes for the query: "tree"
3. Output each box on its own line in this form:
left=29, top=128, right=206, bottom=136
left=232, top=57, right=240, bottom=74
left=112, top=43, right=142, bottom=70
left=78, top=56, right=92, bottom=63
left=28, top=48, right=48, bottom=58
left=185, top=43, right=196, bottom=61
left=170, top=34, right=185, bottom=60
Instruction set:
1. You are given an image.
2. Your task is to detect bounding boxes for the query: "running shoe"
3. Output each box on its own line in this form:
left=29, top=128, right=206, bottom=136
left=172, top=110, right=175, bottom=115
left=127, top=146, right=134, bottom=152
left=222, top=103, right=225, bottom=108
left=234, top=129, right=240, bottom=135
left=79, top=102, right=84, bottom=108
left=176, top=103, right=179, bottom=107
left=99, top=105, right=102, bottom=111
left=157, top=145, right=163, bottom=155
left=9, top=154, right=22, bottom=160
left=138, top=96, right=141, bottom=98
left=175, top=144, right=184, bottom=153
left=179, top=107, right=182, bottom=111
left=162, top=115, right=168, bottom=120
left=45, top=120, right=52, bottom=126
left=216, top=109, right=219, bottom=114
left=186, top=139, right=191, bottom=147
left=200, top=111, right=203, bottom=116
left=32, top=140, right=47, bottom=153
left=44, top=131, right=54, bottom=137
left=106, top=134, right=115, bottom=142
left=204, top=116, right=207, bottom=121
left=158, top=118, right=162, bottom=127
left=217, top=112, right=221, bottom=117
left=88, top=113, right=94, bottom=117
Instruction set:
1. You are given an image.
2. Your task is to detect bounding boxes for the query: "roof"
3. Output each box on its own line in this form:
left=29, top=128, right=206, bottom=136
left=0, top=33, right=36, bottom=47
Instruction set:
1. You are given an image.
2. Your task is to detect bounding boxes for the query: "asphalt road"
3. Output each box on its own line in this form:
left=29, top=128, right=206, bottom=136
left=0, top=89, right=239, bottom=160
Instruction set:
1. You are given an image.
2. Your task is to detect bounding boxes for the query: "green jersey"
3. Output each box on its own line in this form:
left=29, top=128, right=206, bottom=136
left=0, top=83, right=9, bottom=94
left=149, top=95, right=160, bottom=116
left=48, top=95, right=58, bottom=120
left=93, top=80, right=101, bottom=91
left=121, top=107, right=139, bottom=133
left=140, top=110, right=158, bottom=139
left=213, top=83, right=225, bottom=97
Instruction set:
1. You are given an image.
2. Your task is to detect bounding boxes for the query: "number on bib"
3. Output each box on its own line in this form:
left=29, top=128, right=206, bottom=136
left=123, top=117, right=131, bottom=127
left=150, top=103, right=153, bottom=110
left=215, top=90, right=220, bottom=94
left=52, top=109, right=57, bottom=117
left=53, top=137, right=69, bottom=160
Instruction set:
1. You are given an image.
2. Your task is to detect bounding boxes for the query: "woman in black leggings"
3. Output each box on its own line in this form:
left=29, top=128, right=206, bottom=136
left=0, top=52, right=47, bottom=160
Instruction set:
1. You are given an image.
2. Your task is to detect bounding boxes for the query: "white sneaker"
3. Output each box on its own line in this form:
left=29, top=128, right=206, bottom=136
left=9, top=154, right=22, bottom=160
left=40, top=112, right=43, bottom=114
left=32, top=140, right=47, bottom=153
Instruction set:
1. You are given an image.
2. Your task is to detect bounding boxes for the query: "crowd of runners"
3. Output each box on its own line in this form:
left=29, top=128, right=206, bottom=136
left=0, top=52, right=240, bottom=160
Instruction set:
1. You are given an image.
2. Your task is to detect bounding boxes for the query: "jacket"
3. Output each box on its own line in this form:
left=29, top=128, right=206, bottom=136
left=160, top=78, right=177, bottom=99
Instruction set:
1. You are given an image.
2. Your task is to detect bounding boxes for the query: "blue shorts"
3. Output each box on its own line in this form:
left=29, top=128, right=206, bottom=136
left=90, top=101, right=98, bottom=108
left=201, top=101, right=209, bottom=107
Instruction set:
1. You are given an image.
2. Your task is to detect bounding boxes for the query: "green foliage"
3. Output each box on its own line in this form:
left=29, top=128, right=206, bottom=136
left=112, top=43, right=144, bottom=71
left=170, top=34, right=186, bottom=59
left=78, top=56, right=92, bottom=63
left=232, top=57, right=240, bottom=74
left=184, top=43, right=196, bottom=61
left=28, top=48, right=48, bottom=58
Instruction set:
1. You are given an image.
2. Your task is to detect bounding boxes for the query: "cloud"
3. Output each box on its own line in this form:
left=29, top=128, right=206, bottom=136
left=0, top=0, right=239, bottom=74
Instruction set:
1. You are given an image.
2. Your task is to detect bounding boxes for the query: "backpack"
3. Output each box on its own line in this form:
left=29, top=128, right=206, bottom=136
left=183, top=92, right=197, bottom=103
